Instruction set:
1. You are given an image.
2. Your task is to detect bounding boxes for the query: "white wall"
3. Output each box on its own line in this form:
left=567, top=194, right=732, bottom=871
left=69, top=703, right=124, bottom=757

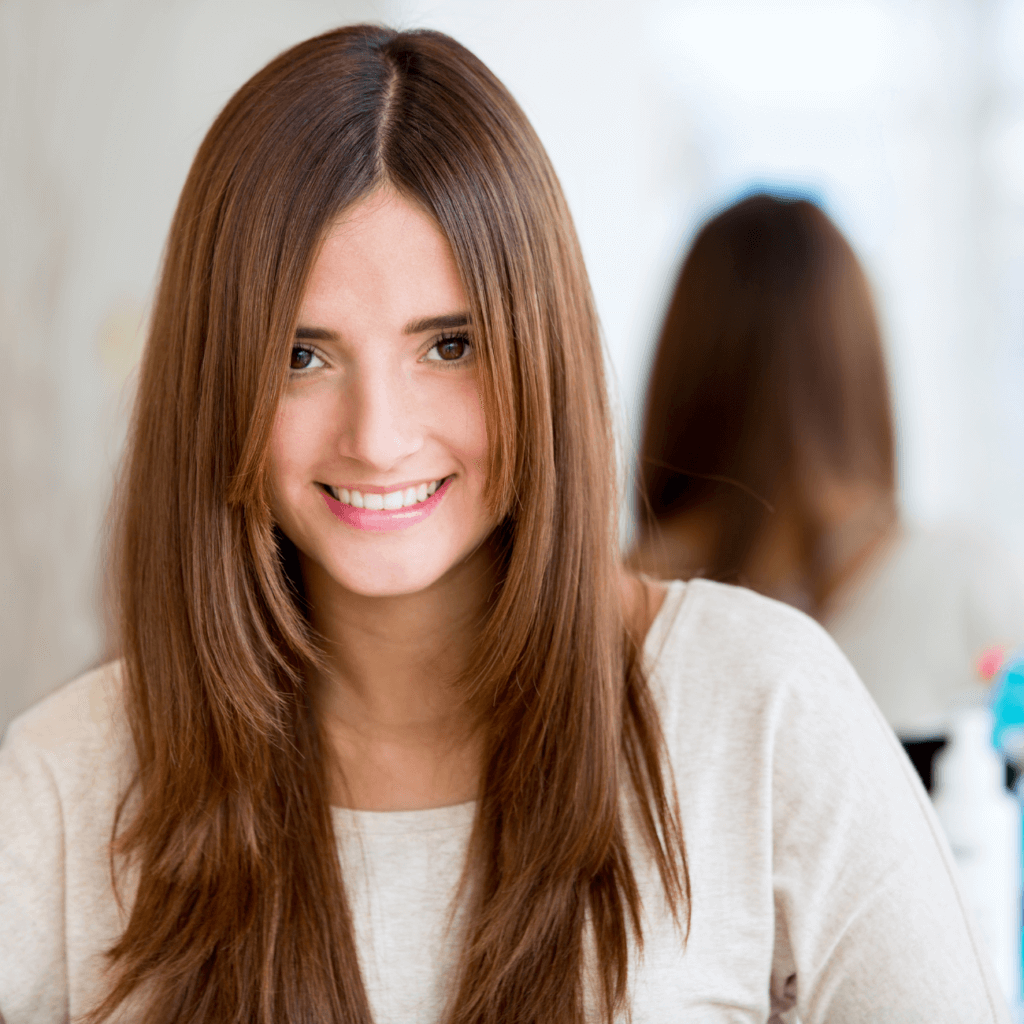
left=3, top=0, right=1023, bottom=731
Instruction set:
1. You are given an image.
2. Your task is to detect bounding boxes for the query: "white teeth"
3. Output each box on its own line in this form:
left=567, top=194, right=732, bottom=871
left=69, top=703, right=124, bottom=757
left=328, top=478, right=446, bottom=510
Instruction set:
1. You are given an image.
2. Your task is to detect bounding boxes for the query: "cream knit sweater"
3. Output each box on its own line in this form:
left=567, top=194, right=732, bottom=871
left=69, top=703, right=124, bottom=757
left=0, top=580, right=1011, bottom=1023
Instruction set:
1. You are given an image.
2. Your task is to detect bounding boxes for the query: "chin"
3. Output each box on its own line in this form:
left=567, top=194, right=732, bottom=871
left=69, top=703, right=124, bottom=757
left=327, top=554, right=458, bottom=600
left=338, top=575, right=442, bottom=599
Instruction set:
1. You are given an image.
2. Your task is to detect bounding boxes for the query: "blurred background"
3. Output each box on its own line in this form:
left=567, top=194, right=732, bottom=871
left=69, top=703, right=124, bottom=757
left=4, top=0, right=1024, bottom=733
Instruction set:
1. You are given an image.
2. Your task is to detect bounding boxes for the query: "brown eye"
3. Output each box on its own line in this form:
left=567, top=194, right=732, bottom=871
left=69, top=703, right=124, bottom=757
left=429, top=335, right=471, bottom=362
left=290, top=345, right=323, bottom=370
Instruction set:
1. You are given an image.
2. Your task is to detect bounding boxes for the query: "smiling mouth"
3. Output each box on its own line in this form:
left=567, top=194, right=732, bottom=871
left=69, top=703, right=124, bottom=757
left=317, top=476, right=452, bottom=511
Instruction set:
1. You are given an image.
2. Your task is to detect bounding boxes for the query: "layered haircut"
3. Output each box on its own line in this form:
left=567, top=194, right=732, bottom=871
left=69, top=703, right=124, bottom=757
left=93, top=25, right=687, bottom=1024
left=637, top=193, right=896, bottom=616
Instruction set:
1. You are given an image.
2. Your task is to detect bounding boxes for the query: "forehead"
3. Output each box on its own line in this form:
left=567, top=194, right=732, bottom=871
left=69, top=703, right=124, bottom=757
left=299, top=191, right=467, bottom=332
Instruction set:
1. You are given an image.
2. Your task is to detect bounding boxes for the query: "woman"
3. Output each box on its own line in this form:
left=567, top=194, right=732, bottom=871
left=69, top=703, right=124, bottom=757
left=631, top=193, right=1024, bottom=762
left=0, top=27, right=1008, bottom=1024
left=631, top=194, right=897, bottom=619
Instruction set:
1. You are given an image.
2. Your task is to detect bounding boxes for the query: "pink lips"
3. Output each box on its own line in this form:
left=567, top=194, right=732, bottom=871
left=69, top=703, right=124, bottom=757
left=321, top=477, right=453, bottom=533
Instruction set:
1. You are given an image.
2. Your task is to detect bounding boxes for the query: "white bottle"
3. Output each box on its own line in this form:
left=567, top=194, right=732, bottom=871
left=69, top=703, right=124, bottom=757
left=932, top=706, right=1021, bottom=1009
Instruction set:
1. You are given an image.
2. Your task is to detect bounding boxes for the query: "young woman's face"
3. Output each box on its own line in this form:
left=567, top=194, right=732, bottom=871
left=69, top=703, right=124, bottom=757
left=268, top=190, right=495, bottom=599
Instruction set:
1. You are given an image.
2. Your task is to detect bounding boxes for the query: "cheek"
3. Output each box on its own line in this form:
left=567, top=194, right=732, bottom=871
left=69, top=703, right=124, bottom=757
left=446, top=384, right=489, bottom=476
left=265, top=419, right=293, bottom=523
left=267, top=397, right=321, bottom=507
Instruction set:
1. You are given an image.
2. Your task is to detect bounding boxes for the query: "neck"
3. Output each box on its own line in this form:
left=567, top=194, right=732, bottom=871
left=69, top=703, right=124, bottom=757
left=300, top=541, right=497, bottom=811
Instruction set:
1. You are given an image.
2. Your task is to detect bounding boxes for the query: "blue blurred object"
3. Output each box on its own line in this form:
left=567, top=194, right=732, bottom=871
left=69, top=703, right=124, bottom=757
left=997, top=653, right=1024, bottom=1018
left=991, top=652, right=1024, bottom=753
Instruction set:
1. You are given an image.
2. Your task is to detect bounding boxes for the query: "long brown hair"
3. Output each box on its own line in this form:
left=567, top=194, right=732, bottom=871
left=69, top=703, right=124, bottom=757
left=636, top=193, right=896, bottom=615
left=93, top=25, right=687, bottom=1023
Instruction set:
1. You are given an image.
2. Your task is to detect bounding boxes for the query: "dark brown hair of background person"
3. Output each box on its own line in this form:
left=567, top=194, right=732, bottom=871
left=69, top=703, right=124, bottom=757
left=91, top=25, right=688, bottom=1024
left=631, top=193, right=897, bottom=619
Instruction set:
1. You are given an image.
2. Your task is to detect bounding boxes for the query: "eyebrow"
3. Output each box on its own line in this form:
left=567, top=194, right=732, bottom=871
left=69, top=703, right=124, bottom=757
left=294, top=312, right=471, bottom=342
left=295, top=326, right=337, bottom=341
left=403, top=312, right=470, bottom=335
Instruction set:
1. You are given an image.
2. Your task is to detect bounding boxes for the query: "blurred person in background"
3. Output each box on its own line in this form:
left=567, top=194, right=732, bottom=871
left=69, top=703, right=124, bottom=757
left=630, top=192, right=1024, bottom=778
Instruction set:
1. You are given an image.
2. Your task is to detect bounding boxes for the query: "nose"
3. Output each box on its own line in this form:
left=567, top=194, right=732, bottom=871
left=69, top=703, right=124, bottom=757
left=338, top=354, right=423, bottom=471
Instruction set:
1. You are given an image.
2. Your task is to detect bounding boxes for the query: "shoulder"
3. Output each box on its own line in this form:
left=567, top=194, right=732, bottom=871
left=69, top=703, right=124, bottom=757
left=931, top=521, right=1024, bottom=601
left=4, top=660, right=127, bottom=750
left=645, top=578, right=879, bottom=772
left=641, top=580, right=1011, bottom=1020
left=0, top=664, right=134, bottom=1015
left=1, top=660, right=133, bottom=797
left=834, top=521, right=1024, bottom=653
left=646, top=577, right=855, bottom=698
left=879, top=520, right=1024, bottom=594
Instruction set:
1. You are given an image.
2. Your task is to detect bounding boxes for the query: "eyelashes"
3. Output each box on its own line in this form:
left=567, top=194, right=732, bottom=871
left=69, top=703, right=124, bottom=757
left=289, top=344, right=325, bottom=371
left=288, top=333, right=474, bottom=373
left=424, top=332, right=473, bottom=364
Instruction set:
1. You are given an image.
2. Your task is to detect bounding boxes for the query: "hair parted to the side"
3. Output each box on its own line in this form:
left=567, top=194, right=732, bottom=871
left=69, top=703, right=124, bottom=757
left=92, top=25, right=688, bottom=1024
left=637, top=192, right=896, bottom=617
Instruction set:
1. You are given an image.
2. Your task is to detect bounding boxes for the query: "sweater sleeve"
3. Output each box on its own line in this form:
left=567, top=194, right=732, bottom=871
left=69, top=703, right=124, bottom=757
left=769, top=617, right=1012, bottom=1023
left=0, top=716, right=70, bottom=1023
